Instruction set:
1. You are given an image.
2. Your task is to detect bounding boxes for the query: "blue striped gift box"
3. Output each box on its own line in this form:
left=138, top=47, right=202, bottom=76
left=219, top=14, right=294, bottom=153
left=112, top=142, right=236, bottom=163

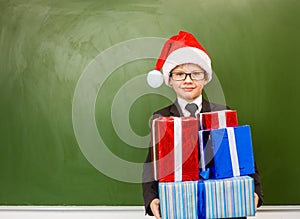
left=159, top=180, right=198, bottom=219
left=202, top=176, right=255, bottom=218
left=159, top=176, right=255, bottom=219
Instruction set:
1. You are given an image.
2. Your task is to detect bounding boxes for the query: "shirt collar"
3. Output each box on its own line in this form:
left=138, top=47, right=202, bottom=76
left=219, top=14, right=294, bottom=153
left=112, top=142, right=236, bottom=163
left=177, top=95, right=202, bottom=117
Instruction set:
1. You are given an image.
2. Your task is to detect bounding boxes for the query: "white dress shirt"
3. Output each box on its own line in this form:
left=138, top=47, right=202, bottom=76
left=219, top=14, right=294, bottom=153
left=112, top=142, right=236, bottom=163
left=177, top=95, right=202, bottom=117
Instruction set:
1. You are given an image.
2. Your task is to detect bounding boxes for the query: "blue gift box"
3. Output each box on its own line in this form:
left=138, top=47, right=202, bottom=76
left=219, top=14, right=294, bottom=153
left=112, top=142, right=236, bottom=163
left=199, top=125, right=255, bottom=179
left=159, top=176, right=255, bottom=219
left=198, top=176, right=255, bottom=218
left=159, top=180, right=198, bottom=219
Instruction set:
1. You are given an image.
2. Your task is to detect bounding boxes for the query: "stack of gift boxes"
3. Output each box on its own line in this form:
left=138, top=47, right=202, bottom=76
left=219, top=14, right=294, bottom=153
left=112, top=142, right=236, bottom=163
left=151, top=110, right=256, bottom=219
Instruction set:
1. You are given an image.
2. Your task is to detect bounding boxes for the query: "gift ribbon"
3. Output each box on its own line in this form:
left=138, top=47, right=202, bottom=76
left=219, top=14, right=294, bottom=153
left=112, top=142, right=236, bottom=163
left=198, top=181, right=206, bottom=219
left=199, top=114, right=204, bottom=130
left=152, top=119, right=157, bottom=180
left=218, top=110, right=227, bottom=128
left=199, top=131, right=211, bottom=180
left=227, top=127, right=240, bottom=177
left=174, top=117, right=182, bottom=181
left=199, top=131, right=205, bottom=172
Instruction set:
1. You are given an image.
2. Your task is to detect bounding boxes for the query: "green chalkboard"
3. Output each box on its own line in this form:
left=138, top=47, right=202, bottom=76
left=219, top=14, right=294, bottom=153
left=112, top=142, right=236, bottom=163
left=0, top=0, right=299, bottom=206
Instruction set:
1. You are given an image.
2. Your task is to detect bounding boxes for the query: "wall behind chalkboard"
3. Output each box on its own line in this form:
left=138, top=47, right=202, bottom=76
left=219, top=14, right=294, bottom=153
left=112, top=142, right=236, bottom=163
left=0, top=0, right=299, bottom=205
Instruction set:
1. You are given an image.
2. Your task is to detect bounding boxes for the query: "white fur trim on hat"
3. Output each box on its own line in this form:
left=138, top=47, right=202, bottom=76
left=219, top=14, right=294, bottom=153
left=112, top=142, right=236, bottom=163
left=162, top=47, right=212, bottom=87
left=147, top=70, right=164, bottom=88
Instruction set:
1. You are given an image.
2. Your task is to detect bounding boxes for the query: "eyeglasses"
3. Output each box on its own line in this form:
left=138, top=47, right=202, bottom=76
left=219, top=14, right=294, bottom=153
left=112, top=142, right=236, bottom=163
left=169, top=71, right=206, bottom=81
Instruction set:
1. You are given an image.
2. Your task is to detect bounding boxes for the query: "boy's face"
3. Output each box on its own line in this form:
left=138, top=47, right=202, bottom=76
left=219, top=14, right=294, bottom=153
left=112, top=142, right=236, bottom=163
left=169, top=63, right=207, bottom=102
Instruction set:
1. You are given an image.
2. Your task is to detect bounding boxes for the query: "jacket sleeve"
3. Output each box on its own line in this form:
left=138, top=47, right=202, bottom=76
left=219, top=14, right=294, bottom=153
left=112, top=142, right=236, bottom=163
left=142, top=112, right=164, bottom=216
left=142, top=146, right=158, bottom=216
left=249, top=162, right=264, bottom=207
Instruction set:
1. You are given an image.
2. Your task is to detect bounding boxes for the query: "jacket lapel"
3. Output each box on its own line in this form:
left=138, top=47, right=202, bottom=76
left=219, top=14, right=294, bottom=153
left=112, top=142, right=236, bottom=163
left=201, top=98, right=212, bottom=113
left=169, top=99, right=183, bottom=117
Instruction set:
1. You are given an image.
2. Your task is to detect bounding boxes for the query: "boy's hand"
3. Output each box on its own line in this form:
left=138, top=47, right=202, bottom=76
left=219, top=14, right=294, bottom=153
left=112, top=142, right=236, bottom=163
left=254, top=192, right=259, bottom=210
left=150, top=198, right=161, bottom=219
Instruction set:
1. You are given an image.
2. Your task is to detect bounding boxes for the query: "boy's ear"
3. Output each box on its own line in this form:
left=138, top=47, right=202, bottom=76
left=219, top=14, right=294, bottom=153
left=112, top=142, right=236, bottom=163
left=169, top=78, right=173, bottom=86
left=203, top=75, right=210, bottom=85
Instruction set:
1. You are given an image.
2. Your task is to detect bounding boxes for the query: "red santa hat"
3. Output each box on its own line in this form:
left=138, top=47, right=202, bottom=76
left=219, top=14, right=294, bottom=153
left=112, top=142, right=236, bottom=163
left=147, top=30, right=212, bottom=88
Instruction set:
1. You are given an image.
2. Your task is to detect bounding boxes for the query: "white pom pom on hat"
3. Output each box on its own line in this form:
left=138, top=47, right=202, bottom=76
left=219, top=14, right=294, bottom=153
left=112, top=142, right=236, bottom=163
left=147, top=70, right=164, bottom=88
left=147, top=30, right=212, bottom=88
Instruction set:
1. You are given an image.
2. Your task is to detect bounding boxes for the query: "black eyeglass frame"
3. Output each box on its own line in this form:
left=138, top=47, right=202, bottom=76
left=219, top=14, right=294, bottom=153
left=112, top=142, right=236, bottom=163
left=169, top=71, right=207, bottom=81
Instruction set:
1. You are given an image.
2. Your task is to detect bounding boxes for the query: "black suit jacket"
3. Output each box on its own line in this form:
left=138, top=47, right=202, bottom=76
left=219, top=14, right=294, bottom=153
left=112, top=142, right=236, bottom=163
left=142, top=98, right=263, bottom=216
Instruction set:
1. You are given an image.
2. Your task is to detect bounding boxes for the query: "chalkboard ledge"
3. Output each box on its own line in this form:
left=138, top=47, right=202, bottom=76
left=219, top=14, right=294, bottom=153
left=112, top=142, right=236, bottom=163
left=0, top=205, right=300, bottom=219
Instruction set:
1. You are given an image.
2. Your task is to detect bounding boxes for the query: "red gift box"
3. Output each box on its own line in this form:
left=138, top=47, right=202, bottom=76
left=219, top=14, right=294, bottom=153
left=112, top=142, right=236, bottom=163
left=151, top=117, right=199, bottom=182
left=199, top=110, right=238, bottom=130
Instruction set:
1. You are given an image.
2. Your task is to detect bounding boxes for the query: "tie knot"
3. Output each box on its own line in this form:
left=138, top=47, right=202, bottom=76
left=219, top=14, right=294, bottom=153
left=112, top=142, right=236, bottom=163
left=185, top=103, right=198, bottom=117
